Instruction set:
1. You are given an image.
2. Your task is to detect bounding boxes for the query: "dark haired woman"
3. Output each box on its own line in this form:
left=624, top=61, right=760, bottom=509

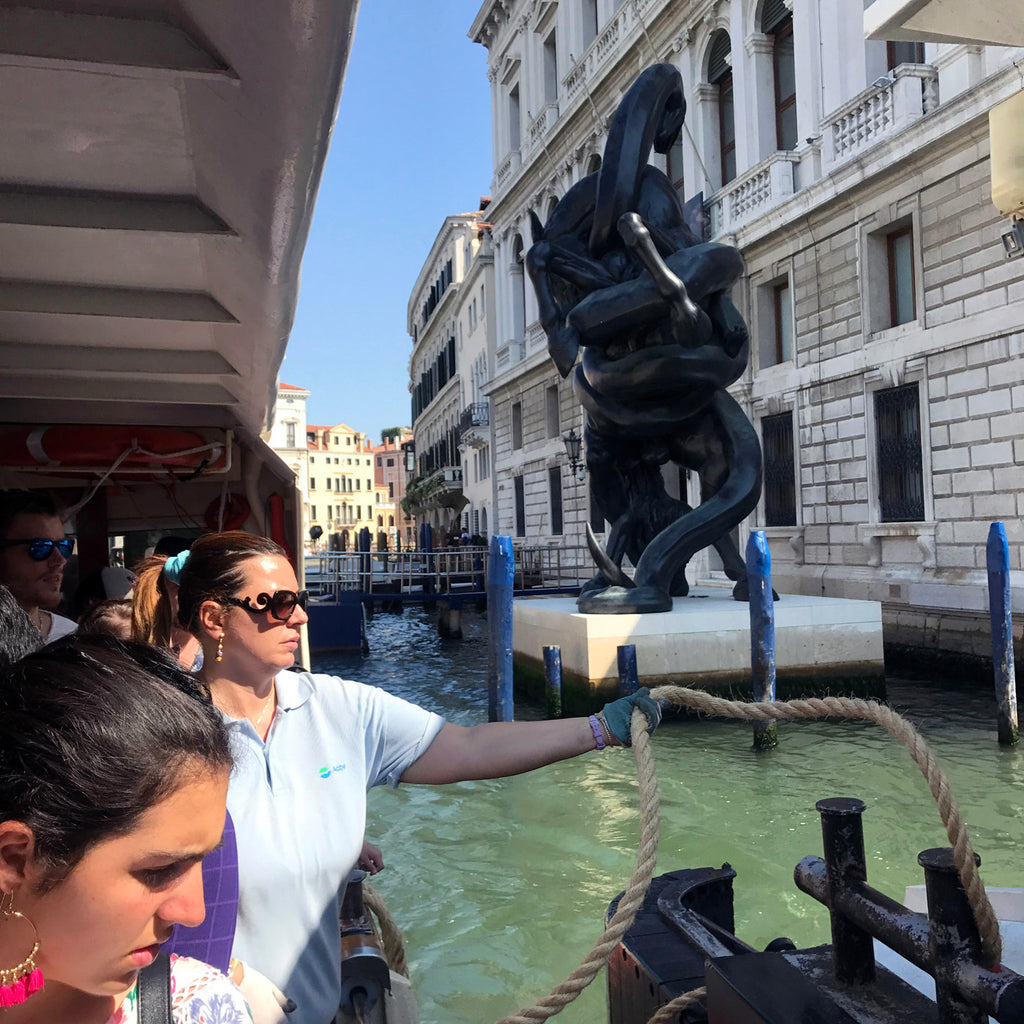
left=132, top=552, right=201, bottom=670
left=0, top=636, right=252, bottom=1023
left=177, top=530, right=661, bottom=1024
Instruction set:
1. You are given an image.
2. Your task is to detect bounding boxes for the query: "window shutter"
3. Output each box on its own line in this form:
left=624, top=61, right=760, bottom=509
left=708, top=31, right=732, bottom=83
left=761, top=0, right=790, bottom=34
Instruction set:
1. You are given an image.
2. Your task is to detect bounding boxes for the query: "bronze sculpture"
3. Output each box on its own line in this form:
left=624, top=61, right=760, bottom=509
left=526, top=64, right=762, bottom=614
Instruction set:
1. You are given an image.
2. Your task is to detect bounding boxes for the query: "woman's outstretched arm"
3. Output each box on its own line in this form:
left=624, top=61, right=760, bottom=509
left=399, top=689, right=660, bottom=785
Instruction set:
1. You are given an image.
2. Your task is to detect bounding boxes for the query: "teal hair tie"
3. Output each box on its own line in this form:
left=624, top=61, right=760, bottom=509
left=163, top=550, right=190, bottom=584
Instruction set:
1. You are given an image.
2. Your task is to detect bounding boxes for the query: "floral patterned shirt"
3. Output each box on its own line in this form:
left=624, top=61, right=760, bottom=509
left=110, top=954, right=252, bottom=1024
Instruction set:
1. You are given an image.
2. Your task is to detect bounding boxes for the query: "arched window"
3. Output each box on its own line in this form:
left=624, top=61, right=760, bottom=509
left=761, top=0, right=796, bottom=151
left=511, top=234, right=526, bottom=342
left=585, top=153, right=602, bottom=176
left=389, top=514, right=395, bottom=528
left=708, top=31, right=735, bottom=186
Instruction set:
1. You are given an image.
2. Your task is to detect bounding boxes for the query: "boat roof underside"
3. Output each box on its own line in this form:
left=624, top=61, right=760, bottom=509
left=0, top=0, right=357, bottom=441
left=0, top=1, right=358, bottom=540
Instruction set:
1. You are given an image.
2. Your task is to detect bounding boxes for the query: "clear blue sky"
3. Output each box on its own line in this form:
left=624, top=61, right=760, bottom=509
left=281, top=1, right=494, bottom=438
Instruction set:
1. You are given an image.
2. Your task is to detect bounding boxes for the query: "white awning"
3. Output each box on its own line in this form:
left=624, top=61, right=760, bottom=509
left=865, top=0, right=1024, bottom=47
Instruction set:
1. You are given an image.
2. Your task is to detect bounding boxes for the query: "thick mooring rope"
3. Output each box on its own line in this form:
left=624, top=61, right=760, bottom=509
left=363, top=882, right=410, bottom=977
left=490, top=686, right=1002, bottom=1024
left=364, top=689, right=1002, bottom=1022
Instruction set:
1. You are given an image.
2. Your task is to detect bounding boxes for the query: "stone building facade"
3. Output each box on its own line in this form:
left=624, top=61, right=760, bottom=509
left=371, top=433, right=414, bottom=549
left=407, top=200, right=495, bottom=543
left=469, top=0, right=1024, bottom=657
left=306, top=422, right=377, bottom=550
left=267, top=382, right=310, bottom=544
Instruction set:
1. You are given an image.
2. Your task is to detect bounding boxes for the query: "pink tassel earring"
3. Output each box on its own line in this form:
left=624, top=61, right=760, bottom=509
left=0, top=891, right=44, bottom=1007
left=216, top=635, right=224, bottom=663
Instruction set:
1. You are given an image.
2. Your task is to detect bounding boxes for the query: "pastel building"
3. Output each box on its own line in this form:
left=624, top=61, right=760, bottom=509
left=371, top=433, right=415, bottom=548
left=306, top=422, right=378, bottom=549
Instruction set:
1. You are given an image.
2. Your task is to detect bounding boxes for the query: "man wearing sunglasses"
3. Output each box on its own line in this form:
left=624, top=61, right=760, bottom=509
left=0, top=489, right=77, bottom=642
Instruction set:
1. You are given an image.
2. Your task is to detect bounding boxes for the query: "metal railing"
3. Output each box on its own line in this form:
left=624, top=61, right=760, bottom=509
left=304, top=544, right=596, bottom=600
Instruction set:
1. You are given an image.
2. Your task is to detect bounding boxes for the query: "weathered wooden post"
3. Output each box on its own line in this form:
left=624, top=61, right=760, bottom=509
left=420, top=523, right=435, bottom=608
left=473, top=550, right=486, bottom=611
left=543, top=645, right=562, bottom=718
left=487, top=535, right=515, bottom=722
left=747, top=530, right=777, bottom=750
left=986, top=521, right=1018, bottom=746
left=617, top=643, right=639, bottom=696
left=437, top=594, right=463, bottom=640
left=358, top=527, right=373, bottom=619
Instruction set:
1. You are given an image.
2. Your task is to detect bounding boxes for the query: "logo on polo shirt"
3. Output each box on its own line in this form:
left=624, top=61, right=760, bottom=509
left=318, top=763, right=346, bottom=779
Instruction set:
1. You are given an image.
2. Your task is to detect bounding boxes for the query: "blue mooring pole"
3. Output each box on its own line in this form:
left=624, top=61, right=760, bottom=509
left=618, top=643, right=639, bottom=696
left=487, top=535, right=515, bottom=722
left=420, top=523, right=435, bottom=604
left=986, top=521, right=1018, bottom=746
left=747, top=530, right=778, bottom=750
left=358, top=527, right=372, bottom=617
left=543, top=645, right=562, bottom=719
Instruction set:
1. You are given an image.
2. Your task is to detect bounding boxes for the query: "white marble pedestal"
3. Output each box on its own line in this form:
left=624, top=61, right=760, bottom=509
left=513, top=586, right=884, bottom=710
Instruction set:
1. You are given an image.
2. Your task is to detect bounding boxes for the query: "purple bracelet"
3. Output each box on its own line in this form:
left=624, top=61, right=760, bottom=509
left=588, top=714, right=606, bottom=750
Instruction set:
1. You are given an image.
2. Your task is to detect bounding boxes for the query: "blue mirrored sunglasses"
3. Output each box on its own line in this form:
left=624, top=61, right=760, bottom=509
left=0, top=538, right=75, bottom=561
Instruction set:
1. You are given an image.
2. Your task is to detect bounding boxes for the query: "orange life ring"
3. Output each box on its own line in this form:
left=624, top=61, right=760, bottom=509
left=204, top=493, right=251, bottom=532
left=0, top=426, right=226, bottom=471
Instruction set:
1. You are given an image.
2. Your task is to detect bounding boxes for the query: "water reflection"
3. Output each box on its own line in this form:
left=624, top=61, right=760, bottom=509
left=315, top=606, right=1024, bottom=1024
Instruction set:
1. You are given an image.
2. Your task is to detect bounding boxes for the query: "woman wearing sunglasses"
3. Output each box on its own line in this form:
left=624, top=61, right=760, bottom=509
left=0, top=489, right=77, bottom=643
left=177, top=530, right=661, bottom=1024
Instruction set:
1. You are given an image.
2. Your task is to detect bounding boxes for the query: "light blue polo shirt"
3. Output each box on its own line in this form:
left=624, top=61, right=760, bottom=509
left=223, top=670, right=444, bottom=1024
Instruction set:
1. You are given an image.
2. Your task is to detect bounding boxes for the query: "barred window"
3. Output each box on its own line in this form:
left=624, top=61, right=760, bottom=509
left=514, top=475, right=526, bottom=537
left=512, top=402, right=523, bottom=450
left=875, top=384, right=924, bottom=522
left=549, top=466, right=563, bottom=535
left=762, top=412, right=796, bottom=526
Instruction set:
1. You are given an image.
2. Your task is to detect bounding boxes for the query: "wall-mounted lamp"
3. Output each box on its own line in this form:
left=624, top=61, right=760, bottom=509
left=1002, top=219, right=1024, bottom=260
left=563, top=428, right=585, bottom=475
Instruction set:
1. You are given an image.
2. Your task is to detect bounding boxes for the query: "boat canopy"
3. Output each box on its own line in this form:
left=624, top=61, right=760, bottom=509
left=0, top=0, right=359, bottom=553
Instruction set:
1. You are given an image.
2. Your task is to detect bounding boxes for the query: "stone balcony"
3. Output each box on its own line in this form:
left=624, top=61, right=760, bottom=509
left=706, top=150, right=802, bottom=237
left=458, top=402, right=489, bottom=449
left=527, top=103, right=559, bottom=149
left=823, top=63, right=939, bottom=169
left=422, top=465, right=466, bottom=514
left=496, top=337, right=525, bottom=372
left=562, top=0, right=665, bottom=108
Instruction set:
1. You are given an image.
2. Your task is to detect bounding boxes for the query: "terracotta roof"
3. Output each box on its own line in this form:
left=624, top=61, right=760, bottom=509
left=278, top=382, right=308, bottom=392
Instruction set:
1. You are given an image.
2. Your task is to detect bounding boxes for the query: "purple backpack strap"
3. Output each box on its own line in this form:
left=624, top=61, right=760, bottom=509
left=162, top=810, right=239, bottom=973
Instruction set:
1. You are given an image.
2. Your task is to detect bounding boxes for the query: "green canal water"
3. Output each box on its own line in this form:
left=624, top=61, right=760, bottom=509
left=313, top=605, right=1024, bottom=1024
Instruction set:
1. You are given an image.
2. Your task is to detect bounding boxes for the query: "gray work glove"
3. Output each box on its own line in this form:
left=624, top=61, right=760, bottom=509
left=601, top=687, right=662, bottom=746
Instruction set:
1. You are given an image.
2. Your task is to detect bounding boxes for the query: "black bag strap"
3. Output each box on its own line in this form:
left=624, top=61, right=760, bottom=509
left=137, top=951, right=173, bottom=1024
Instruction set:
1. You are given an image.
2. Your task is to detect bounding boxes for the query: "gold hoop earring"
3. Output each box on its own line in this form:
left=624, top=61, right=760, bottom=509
left=0, top=891, right=44, bottom=1007
left=216, top=635, right=224, bottom=663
